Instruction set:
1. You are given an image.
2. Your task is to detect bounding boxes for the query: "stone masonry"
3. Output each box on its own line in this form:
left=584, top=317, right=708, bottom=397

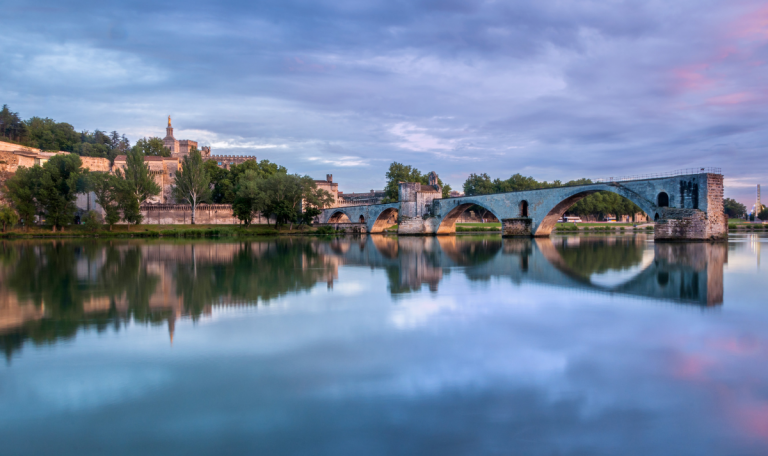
left=319, top=170, right=727, bottom=241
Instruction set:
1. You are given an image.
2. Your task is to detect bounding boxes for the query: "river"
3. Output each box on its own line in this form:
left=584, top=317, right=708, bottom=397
left=0, top=233, right=766, bottom=455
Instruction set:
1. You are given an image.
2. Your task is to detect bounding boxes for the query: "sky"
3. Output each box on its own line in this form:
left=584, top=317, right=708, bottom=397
left=0, top=0, right=766, bottom=206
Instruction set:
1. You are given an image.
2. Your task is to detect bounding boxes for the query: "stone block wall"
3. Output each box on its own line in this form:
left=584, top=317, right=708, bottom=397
left=136, top=204, right=273, bottom=225
left=502, top=218, right=532, bottom=237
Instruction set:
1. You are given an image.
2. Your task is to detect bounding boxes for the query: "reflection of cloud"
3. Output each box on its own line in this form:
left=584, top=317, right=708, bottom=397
left=390, top=296, right=459, bottom=329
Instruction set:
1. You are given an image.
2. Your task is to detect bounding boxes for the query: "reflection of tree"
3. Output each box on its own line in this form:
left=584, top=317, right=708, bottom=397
left=171, top=240, right=337, bottom=315
left=0, top=242, right=161, bottom=361
left=554, top=237, right=645, bottom=277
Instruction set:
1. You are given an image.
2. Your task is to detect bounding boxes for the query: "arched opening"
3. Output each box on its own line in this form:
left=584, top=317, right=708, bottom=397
left=359, top=215, right=365, bottom=223
left=520, top=200, right=529, bottom=218
left=536, top=189, right=652, bottom=236
left=328, top=211, right=351, bottom=223
left=657, top=192, right=669, bottom=207
left=370, top=208, right=398, bottom=233
left=654, top=213, right=660, bottom=221
left=436, top=203, right=501, bottom=235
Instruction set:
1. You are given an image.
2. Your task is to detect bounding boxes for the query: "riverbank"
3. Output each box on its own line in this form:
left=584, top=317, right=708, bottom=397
left=0, top=224, right=319, bottom=238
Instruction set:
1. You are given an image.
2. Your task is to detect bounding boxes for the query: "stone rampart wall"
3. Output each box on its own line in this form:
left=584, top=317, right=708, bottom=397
left=125, top=204, right=274, bottom=225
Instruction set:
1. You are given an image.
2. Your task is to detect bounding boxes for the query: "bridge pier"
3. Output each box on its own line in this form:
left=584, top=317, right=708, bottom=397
left=501, top=218, right=532, bottom=237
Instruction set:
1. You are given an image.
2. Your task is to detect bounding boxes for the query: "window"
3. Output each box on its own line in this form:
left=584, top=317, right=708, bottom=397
left=520, top=200, right=529, bottom=217
left=218, top=162, right=222, bottom=166
left=657, top=192, right=669, bottom=207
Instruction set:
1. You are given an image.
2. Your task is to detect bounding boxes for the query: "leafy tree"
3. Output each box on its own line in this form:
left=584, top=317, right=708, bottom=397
left=171, top=148, right=211, bottom=224
left=89, top=172, right=121, bottom=230
left=4, top=166, right=43, bottom=230
left=36, top=154, right=87, bottom=231
left=232, top=169, right=266, bottom=226
left=0, top=205, right=19, bottom=231
left=208, top=159, right=287, bottom=204
left=82, top=210, right=102, bottom=231
left=382, top=162, right=452, bottom=202
left=114, top=148, right=160, bottom=224
left=723, top=198, right=747, bottom=218
left=0, top=105, right=28, bottom=143
left=758, top=207, right=768, bottom=221
left=132, top=137, right=170, bottom=157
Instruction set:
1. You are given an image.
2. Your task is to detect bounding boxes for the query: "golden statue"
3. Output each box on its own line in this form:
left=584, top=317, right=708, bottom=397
left=168, top=115, right=171, bottom=127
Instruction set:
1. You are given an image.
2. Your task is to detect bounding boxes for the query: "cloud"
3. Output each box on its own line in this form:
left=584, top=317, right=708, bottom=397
left=0, top=0, right=766, bottom=204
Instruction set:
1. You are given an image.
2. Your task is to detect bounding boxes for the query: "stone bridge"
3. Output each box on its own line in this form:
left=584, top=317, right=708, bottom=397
left=318, top=169, right=726, bottom=240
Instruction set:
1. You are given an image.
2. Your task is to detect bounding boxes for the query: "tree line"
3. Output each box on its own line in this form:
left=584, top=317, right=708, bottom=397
left=0, top=148, right=334, bottom=231
left=1, top=104, right=173, bottom=163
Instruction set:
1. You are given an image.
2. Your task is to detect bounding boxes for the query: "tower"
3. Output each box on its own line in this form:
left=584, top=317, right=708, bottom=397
left=163, top=116, right=179, bottom=155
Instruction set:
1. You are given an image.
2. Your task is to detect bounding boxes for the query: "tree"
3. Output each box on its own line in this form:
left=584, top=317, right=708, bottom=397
left=37, top=154, right=87, bottom=231
left=132, top=137, right=170, bottom=157
left=232, top=170, right=266, bottom=226
left=723, top=198, right=747, bottom=219
left=172, top=148, right=211, bottom=224
left=300, top=184, right=334, bottom=226
left=114, top=148, right=160, bottom=224
left=82, top=210, right=102, bottom=231
left=89, top=172, right=121, bottom=230
left=208, top=159, right=287, bottom=204
left=4, top=166, right=43, bottom=230
left=0, top=205, right=19, bottom=231
left=463, top=173, right=495, bottom=196
left=758, top=207, right=768, bottom=222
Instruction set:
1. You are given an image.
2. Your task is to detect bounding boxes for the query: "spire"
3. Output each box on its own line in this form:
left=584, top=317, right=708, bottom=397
left=168, top=115, right=172, bottom=127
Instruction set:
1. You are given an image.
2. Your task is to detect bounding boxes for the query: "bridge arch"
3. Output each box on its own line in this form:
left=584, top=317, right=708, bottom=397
left=534, top=185, right=655, bottom=236
left=369, top=207, right=398, bottom=233
left=436, top=200, right=503, bottom=235
left=328, top=211, right=352, bottom=223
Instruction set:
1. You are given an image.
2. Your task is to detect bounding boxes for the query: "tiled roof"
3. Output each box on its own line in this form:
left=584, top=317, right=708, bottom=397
left=114, top=155, right=127, bottom=161
left=420, top=185, right=439, bottom=192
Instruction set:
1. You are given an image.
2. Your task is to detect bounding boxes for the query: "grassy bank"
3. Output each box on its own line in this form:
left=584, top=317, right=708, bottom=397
left=0, top=224, right=345, bottom=239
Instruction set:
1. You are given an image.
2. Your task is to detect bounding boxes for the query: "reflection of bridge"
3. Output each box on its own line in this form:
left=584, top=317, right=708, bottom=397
left=318, top=235, right=726, bottom=306
left=319, top=170, right=726, bottom=240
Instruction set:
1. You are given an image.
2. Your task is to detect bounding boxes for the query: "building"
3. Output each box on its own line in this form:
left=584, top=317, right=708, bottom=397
left=163, top=116, right=255, bottom=169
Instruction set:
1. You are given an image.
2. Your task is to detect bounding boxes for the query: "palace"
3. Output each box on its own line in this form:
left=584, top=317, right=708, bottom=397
left=163, top=116, right=254, bottom=169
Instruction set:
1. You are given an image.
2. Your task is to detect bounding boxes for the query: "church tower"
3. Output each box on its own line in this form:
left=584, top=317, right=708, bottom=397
left=163, top=115, right=179, bottom=155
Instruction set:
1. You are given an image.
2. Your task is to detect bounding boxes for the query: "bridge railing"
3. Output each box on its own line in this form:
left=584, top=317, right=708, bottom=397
left=594, top=167, right=722, bottom=183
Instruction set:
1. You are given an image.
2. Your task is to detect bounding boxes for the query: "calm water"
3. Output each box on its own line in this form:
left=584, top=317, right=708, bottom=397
left=0, top=234, right=766, bottom=455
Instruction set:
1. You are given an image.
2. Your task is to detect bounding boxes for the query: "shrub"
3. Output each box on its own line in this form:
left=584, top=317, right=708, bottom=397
left=315, top=226, right=336, bottom=235
left=82, top=211, right=102, bottom=232
left=0, top=205, right=19, bottom=232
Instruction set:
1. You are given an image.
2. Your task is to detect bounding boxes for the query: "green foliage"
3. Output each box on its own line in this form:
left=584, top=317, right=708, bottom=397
left=314, top=226, right=336, bottom=235
left=382, top=162, right=452, bottom=202
left=0, top=105, right=27, bottom=143
left=462, top=172, right=641, bottom=219
left=82, top=210, right=102, bottom=231
left=114, top=148, right=160, bottom=224
left=723, top=198, right=747, bottom=218
left=39, top=155, right=87, bottom=230
left=89, top=172, right=121, bottom=229
left=0, top=104, right=131, bottom=161
left=4, top=166, right=42, bottom=230
left=758, top=207, right=768, bottom=221
left=208, top=159, right=286, bottom=204
left=0, top=205, right=19, bottom=231
left=233, top=171, right=332, bottom=228
left=172, top=149, right=211, bottom=224
left=133, top=137, right=170, bottom=157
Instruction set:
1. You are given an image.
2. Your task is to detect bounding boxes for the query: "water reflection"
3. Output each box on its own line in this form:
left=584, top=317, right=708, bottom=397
left=0, top=235, right=726, bottom=359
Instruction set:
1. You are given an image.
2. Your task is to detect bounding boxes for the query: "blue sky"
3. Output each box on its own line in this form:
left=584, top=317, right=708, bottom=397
left=1, top=0, right=766, bottom=205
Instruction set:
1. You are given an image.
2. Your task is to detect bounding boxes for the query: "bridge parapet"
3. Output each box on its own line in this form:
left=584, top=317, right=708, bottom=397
left=317, top=170, right=726, bottom=241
